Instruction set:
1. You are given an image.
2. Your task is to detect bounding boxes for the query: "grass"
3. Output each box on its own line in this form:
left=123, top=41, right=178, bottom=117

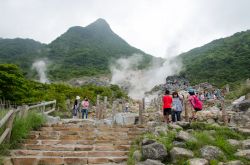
left=128, top=122, right=250, bottom=164
left=0, top=111, right=46, bottom=155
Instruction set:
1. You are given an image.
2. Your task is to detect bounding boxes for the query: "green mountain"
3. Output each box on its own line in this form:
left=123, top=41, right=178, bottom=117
left=0, top=18, right=153, bottom=80
left=0, top=38, right=45, bottom=76
left=178, top=30, right=250, bottom=87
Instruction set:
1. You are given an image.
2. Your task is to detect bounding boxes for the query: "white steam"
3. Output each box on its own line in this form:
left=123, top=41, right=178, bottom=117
left=110, top=54, right=182, bottom=99
left=32, top=60, right=50, bottom=83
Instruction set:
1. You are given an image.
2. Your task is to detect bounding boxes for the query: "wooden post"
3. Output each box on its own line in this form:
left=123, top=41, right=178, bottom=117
left=226, top=84, right=230, bottom=93
left=99, top=103, right=103, bottom=120
left=96, top=95, right=100, bottom=120
left=6, top=110, right=16, bottom=141
left=112, top=101, right=117, bottom=125
left=221, top=99, right=228, bottom=125
left=139, top=101, right=143, bottom=125
left=103, top=96, right=107, bottom=119
left=184, top=98, right=189, bottom=122
left=142, top=98, right=145, bottom=111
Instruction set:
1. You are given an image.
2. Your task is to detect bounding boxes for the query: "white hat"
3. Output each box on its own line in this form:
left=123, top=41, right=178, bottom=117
left=76, top=96, right=80, bottom=100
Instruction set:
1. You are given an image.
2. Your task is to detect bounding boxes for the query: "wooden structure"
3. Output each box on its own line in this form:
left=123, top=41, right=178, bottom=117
left=0, top=100, right=56, bottom=144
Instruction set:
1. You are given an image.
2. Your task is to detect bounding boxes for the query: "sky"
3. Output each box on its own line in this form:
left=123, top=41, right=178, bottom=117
left=0, top=0, right=250, bottom=58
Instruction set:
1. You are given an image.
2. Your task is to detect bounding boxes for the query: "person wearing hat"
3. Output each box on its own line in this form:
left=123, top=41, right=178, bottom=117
left=73, top=96, right=81, bottom=119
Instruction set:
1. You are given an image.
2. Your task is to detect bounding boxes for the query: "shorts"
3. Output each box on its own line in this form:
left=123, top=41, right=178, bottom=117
left=163, top=108, right=172, bottom=116
left=194, top=108, right=202, bottom=112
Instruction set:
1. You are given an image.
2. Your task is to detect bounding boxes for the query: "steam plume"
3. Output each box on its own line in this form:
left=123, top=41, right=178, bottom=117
left=110, top=54, right=182, bottom=99
left=32, top=60, right=50, bottom=83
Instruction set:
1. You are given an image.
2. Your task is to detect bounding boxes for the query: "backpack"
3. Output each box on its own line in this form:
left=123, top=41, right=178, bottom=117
left=192, top=95, right=203, bottom=110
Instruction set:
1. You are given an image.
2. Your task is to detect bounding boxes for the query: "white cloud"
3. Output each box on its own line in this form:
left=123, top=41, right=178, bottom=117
left=0, top=0, right=250, bottom=57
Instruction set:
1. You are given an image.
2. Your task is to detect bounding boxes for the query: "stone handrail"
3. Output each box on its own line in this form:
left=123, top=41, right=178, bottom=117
left=0, top=100, right=56, bottom=144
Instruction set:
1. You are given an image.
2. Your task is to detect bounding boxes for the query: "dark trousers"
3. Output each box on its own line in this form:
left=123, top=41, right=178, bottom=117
left=172, top=111, right=181, bottom=122
left=81, top=109, right=88, bottom=119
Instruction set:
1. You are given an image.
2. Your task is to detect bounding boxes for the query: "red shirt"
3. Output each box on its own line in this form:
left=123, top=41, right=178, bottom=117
left=162, top=95, right=173, bottom=109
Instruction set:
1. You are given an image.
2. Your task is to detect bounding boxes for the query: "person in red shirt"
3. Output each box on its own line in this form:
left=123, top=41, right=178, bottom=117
left=162, top=89, right=173, bottom=123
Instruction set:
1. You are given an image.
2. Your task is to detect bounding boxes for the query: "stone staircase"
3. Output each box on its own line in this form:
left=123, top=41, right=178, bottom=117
left=4, top=120, right=146, bottom=165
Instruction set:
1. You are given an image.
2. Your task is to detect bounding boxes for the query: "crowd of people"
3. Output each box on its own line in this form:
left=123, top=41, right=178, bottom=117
left=162, top=89, right=203, bottom=124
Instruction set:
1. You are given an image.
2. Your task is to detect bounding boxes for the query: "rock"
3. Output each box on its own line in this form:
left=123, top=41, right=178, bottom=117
left=188, top=158, right=208, bottom=165
left=207, top=118, right=215, bottom=124
left=200, top=145, right=224, bottom=160
left=114, top=113, right=138, bottom=125
left=176, top=121, right=190, bottom=129
left=235, top=149, right=250, bottom=160
left=142, top=139, right=156, bottom=146
left=234, top=100, right=250, bottom=112
left=224, top=160, right=243, bottom=165
left=170, top=147, right=194, bottom=163
left=168, top=123, right=183, bottom=130
left=246, top=93, right=250, bottom=100
left=45, top=115, right=60, bottom=124
left=232, top=96, right=246, bottom=105
left=176, top=130, right=197, bottom=142
left=237, top=128, right=250, bottom=135
left=227, top=139, right=241, bottom=148
left=133, top=150, right=142, bottom=162
left=142, top=142, right=168, bottom=161
left=242, top=139, right=250, bottom=149
left=154, top=125, right=168, bottom=135
left=173, top=141, right=186, bottom=148
left=136, top=159, right=164, bottom=165
left=147, top=121, right=159, bottom=127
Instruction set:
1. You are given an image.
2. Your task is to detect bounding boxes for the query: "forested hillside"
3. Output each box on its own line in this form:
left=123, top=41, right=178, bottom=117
left=0, top=18, right=154, bottom=81
left=179, top=30, right=250, bottom=87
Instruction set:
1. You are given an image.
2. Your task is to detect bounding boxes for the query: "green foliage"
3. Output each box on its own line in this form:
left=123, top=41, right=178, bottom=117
left=226, top=82, right=250, bottom=99
left=0, top=64, right=28, bottom=102
left=179, top=30, right=250, bottom=87
left=10, top=112, right=45, bottom=148
left=0, top=112, right=45, bottom=157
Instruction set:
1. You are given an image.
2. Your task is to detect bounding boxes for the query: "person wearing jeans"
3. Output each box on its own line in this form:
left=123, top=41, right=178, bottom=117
left=171, top=91, right=183, bottom=122
left=81, top=98, right=89, bottom=119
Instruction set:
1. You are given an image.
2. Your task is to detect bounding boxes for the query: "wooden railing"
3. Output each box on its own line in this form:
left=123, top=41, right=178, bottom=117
left=0, top=100, right=56, bottom=144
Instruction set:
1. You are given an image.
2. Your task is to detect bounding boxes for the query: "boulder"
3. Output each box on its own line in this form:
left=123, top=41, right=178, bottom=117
left=242, top=139, right=250, bottom=149
left=170, top=147, right=194, bottom=163
left=176, top=131, right=197, bottom=142
left=207, top=118, right=215, bottom=124
left=153, top=125, right=168, bottom=135
left=232, top=96, right=246, bottom=105
left=200, top=145, right=224, bottom=160
left=136, top=159, right=164, bottom=165
left=168, top=123, right=183, bottom=130
left=142, top=139, right=156, bottom=146
left=234, top=149, right=250, bottom=160
left=114, top=113, right=138, bottom=125
left=224, top=160, right=243, bottom=165
left=188, top=158, right=208, bottom=165
left=176, top=121, right=190, bottom=129
left=237, top=128, right=250, bottom=135
left=173, top=141, right=186, bottom=148
left=227, top=139, right=241, bottom=148
left=234, top=100, right=250, bottom=112
left=142, top=142, right=168, bottom=161
left=133, top=150, right=142, bottom=162
left=45, top=115, right=60, bottom=124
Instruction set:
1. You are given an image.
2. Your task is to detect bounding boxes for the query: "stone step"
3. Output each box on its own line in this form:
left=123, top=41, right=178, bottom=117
left=9, top=156, right=127, bottom=165
left=22, top=144, right=130, bottom=151
left=11, top=150, right=128, bottom=157
left=23, top=139, right=131, bottom=145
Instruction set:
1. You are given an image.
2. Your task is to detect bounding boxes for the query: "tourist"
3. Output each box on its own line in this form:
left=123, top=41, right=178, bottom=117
left=162, top=89, right=173, bottom=123
left=124, top=101, right=129, bottom=112
left=188, top=89, right=203, bottom=120
left=81, top=98, right=89, bottom=119
left=73, top=96, right=81, bottom=119
left=171, top=91, right=183, bottom=122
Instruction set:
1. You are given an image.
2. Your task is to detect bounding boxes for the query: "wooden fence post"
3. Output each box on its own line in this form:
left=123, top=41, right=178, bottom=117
left=184, top=98, right=189, bottom=122
left=139, top=101, right=143, bottom=125
left=221, top=99, right=228, bottom=125
left=5, top=110, right=16, bottom=142
left=103, top=96, right=107, bottom=119
left=96, top=95, right=100, bottom=120
left=112, top=101, right=117, bottom=125
left=142, top=98, right=145, bottom=111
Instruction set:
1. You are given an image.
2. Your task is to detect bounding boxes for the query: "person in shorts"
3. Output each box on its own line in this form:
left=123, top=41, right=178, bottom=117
left=162, top=89, right=173, bottom=123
